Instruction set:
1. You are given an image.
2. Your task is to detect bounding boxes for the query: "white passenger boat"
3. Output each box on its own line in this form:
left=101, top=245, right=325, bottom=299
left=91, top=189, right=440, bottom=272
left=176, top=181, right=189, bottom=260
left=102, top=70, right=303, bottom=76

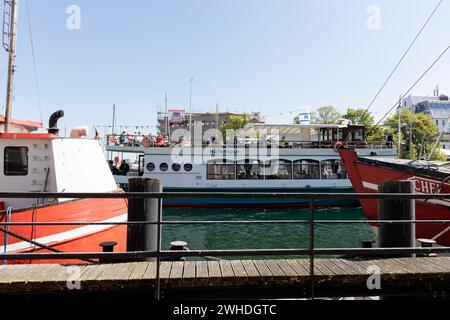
left=105, top=123, right=397, bottom=208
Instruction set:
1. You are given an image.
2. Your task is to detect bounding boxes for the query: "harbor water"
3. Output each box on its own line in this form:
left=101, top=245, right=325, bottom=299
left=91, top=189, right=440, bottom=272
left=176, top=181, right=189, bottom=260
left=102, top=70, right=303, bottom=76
left=161, top=207, right=376, bottom=257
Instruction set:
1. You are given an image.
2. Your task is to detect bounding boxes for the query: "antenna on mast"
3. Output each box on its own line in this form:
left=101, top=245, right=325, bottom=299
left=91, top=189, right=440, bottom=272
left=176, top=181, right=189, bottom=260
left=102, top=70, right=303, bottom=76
left=2, top=0, right=19, bottom=133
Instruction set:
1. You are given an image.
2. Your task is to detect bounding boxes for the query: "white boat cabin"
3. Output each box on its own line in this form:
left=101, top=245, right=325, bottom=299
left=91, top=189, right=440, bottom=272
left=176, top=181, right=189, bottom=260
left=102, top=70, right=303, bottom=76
left=106, top=123, right=397, bottom=190
left=0, top=131, right=118, bottom=211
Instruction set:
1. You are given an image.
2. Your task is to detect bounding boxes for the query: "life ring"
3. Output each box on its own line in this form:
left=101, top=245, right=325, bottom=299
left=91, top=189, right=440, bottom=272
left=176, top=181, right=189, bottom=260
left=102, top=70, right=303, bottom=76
left=333, top=142, right=344, bottom=153
left=142, top=136, right=152, bottom=147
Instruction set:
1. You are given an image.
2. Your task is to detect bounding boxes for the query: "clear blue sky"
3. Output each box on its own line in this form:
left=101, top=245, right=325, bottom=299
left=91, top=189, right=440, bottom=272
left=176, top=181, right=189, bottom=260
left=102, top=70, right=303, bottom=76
left=2, top=0, right=450, bottom=135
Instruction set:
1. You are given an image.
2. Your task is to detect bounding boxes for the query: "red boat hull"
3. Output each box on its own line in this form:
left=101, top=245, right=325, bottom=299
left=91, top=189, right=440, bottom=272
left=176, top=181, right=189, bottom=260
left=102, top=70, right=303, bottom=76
left=1, top=198, right=128, bottom=264
left=338, top=148, right=450, bottom=247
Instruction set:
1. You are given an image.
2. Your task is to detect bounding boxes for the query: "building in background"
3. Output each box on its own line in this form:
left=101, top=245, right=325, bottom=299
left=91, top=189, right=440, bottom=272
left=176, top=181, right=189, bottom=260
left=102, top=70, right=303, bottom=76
left=401, top=88, right=450, bottom=150
left=0, top=115, right=42, bottom=133
left=157, top=110, right=264, bottom=143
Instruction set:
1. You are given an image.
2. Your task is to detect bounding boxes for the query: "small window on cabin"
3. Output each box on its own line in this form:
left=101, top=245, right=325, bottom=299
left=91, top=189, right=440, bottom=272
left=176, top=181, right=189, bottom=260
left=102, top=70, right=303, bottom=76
left=146, top=162, right=155, bottom=172
left=4, top=147, right=28, bottom=176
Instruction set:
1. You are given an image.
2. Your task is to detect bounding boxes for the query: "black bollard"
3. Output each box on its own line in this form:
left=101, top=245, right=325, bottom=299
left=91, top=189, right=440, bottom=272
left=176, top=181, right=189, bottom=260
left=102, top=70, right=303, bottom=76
left=360, top=239, right=375, bottom=248
left=378, top=180, right=415, bottom=258
left=417, top=238, right=437, bottom=257
left=99, top=241, right=117, bottom=264
left=127, top=178, right=162, bottom=261
left=168, top=241, right=189, bottom=261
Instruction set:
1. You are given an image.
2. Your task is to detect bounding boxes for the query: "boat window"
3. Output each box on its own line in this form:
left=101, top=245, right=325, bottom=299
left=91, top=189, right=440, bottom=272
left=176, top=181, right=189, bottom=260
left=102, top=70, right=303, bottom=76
left=321, top=159, right=347, bottom=179
left=172, top=163, right=181, bottom=172
left=206, top=160, right=235, bottom=180
left=236, top=160, right=263, bottom=180
left=146, top=162, right=155, bottom=172
left=4, top=147, right=28, bottom=176
left=184, top=163, right=193, bottom=172
left=293, top=160, right=320, bottom=179
left=264, top=160, right=292, bottom=180
left=160, top=163, right=169, bottom=172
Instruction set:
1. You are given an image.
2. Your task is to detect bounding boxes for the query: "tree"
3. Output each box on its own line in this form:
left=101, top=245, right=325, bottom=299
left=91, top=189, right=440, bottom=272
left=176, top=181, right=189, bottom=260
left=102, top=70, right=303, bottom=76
left=294, top=106, right=341, bottom=124
left=341, top=108, right=384, bottom=142
left=342, top=108, right=374, bottom=126
left=384, top=109, right=442, bottom=160
left=220, top=114, right=251, bottom=142
left=311, top=106, right=341, bottom=124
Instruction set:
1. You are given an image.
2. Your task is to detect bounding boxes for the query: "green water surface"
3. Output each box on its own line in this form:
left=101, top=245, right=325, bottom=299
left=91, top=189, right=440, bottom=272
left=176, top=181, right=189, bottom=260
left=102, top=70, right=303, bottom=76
left=161, top=207, right=375, bottom=257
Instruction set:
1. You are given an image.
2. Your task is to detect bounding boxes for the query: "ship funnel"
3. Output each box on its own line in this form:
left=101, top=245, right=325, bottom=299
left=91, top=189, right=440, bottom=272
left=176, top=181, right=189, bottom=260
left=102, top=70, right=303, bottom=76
left=48, top=110, right=64, bottom=135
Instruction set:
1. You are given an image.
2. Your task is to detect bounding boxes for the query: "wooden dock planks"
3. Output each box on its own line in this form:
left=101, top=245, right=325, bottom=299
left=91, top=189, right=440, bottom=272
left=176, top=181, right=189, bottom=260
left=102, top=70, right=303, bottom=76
left=0, top=257, right=449, bottom=296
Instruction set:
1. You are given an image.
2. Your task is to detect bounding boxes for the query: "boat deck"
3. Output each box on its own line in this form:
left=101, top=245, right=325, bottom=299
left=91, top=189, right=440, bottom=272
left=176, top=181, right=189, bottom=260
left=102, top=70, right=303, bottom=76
left=1, top=257, right=449, bottom=299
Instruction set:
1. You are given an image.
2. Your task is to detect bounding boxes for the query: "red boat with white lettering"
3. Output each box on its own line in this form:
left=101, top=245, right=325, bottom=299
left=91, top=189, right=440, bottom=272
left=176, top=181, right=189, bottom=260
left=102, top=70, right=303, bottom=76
left=338, top=148, right=450, bottom=247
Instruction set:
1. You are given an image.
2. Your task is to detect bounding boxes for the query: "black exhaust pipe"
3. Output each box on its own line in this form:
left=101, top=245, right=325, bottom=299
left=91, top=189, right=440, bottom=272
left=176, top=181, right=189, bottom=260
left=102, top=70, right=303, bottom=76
left=48, top=110, right=64, bottom=135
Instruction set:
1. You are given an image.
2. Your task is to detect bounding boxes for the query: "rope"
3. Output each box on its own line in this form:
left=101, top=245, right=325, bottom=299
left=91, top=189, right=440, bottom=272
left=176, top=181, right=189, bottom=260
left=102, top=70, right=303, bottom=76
left=432, top=226, right=450, bottom=241
left=366, top=43, right=450, bottom=138
left=25, top=0, right=43, bottom=124
left=364, top=0, right=445, bottom=114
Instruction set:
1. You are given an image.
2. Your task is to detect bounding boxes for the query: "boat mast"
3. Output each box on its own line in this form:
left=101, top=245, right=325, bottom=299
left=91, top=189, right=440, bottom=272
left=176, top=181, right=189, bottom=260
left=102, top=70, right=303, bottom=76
left=3, top=0, right=19, bottom=133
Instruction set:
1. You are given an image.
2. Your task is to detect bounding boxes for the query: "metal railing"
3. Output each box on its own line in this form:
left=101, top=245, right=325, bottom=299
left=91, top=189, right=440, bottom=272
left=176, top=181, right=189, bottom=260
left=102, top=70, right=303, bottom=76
left=0, top=191, right=450, bottom=300
left=104, top=134, right=391, bottom=150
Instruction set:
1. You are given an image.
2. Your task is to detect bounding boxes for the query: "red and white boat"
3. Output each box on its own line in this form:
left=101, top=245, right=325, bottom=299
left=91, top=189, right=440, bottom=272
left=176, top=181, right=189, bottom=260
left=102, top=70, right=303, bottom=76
left=0, top=113, right=128, bottom=264
left=0, top=0, right=127, bottom=264
left=338, top=148, right=450, bottom=247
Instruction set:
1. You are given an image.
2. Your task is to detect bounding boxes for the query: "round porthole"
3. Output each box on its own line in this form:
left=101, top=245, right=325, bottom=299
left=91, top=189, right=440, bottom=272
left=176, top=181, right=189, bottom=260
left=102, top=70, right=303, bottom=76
left=172, top=163, right=181, bottom=172
left=160, top=163, right=169, bottom=172
left=183, top=163, right=193, bottom=172
left=146, top=162, right=155, bottom=172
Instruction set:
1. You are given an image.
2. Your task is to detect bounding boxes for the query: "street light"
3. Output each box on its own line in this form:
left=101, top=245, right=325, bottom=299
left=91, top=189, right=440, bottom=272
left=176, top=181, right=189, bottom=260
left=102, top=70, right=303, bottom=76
left=189, top=77, right=194, bottom=143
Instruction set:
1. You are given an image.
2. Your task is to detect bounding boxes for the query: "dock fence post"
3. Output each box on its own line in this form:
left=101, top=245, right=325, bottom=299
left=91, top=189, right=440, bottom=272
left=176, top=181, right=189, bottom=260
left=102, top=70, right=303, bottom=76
left=127, top=178, right=162, bottom=261
left=309, top=199, right=315, bottom=300
left=378, top=180, right=415, bottom=258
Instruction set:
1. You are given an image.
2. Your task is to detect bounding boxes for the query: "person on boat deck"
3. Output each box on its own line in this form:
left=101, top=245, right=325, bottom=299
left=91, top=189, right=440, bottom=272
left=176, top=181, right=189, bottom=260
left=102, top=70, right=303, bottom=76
left=119, top=131, right=127, bottom=145
left=143, top=134, right=154, bottom=147
left=207, top=136, right=217, bottom=146
left=108, top=160, right=121, bottom=175
left=386, top=132, right=394, bottom=149
left=135, top=132, right=143, bottom=145
left=109, top=135, right=118, bottom=145
left=164, top=136, right=170, bottom=147
left=279, top=136, right=287, bottom=148
left=156, top=134, right=165, bottom=147
left=119, top=160, right=131, bottom=175
left=126, top=133, right=133, bottom=145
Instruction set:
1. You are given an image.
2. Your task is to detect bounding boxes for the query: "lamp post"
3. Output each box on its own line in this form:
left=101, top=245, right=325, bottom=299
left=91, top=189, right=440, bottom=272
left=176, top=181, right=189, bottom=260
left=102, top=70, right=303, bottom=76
left=189, top=78, right=194, bottom=143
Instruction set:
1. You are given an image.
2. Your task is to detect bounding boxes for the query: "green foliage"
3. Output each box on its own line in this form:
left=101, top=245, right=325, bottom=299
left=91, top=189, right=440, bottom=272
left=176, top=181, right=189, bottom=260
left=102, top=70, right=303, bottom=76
left=384, top=109, right=438, bottom=159
left=220, top=114, right=251, bottom=142
left=310, top=106, right=341, bottom=124
left=342, top=108, right=374, bottom=126
left=430, top=148, right=447, bottom=161
left=366, top=125, right=387, bottom=142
